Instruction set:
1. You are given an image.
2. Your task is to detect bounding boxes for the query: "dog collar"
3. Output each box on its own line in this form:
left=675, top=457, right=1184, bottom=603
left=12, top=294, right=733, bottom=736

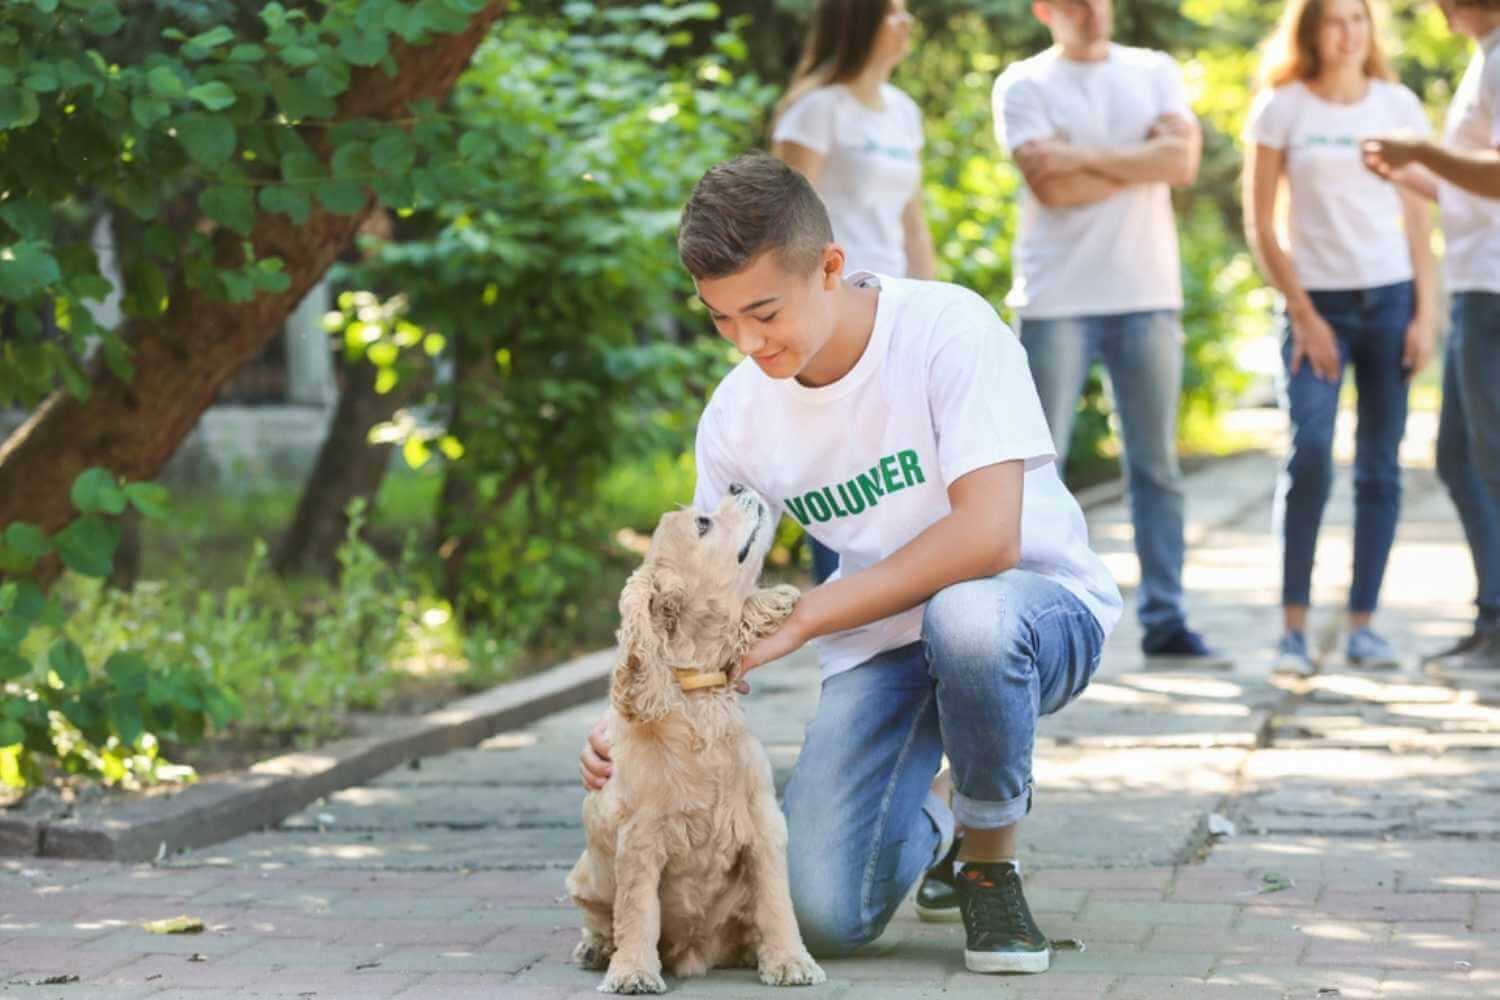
left=674, top=668, right=730, bottom=691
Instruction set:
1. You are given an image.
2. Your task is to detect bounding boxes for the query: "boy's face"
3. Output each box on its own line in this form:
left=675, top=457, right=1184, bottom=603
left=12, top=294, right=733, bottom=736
left=694, top=246, right=843, bottom=381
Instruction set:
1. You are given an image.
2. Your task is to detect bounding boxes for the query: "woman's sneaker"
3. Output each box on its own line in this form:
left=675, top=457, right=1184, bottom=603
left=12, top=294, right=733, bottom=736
left=1347, top=627, right=1400, bottom=670
left=955, top=861, right=1051, bottom=974
left=914, top=833, right=962, bottom=923
left=1273, top=631, right=1316, bottom=677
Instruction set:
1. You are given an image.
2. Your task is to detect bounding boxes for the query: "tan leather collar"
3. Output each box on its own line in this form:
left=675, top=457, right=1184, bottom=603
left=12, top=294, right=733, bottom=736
left=674, top=668, right=730, bottom=692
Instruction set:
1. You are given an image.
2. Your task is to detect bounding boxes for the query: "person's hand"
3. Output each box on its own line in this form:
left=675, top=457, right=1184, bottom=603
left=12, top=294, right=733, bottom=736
left=1288, top=304, right=1341, bottom=382
left=1403, top=311, right=1437, bottom=381
left=1148, top=112, right=1194, bottom=140
left=580, top=716, right=612, bottom=792
left=1361, top=136, right=1423, bottom=180
left=1014, top=138, right=1093, bottom=183
left=734, top=611, right=811, bottom=691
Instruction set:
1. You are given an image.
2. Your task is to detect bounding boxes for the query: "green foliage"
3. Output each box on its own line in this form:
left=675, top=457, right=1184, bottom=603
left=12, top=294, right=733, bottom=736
left=0, top=0, right=493, bottom=410
left=336, top=3, right=770, bottom=629
left=0, top=467, right=232, bottom=789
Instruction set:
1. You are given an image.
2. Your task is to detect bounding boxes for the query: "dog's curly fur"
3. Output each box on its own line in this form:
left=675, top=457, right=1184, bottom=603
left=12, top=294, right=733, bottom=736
left=567, top=491, right=825, bottom=994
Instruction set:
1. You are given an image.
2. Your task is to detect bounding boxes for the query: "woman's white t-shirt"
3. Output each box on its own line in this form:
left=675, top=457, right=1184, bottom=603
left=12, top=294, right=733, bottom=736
left=1245, top=80, right=1431, bottom=291
left=1439, top=28, right=1500, bottom=294
left=772, top=84, right=923, bottom=278
left=692, top=272, right=1123, bottom=680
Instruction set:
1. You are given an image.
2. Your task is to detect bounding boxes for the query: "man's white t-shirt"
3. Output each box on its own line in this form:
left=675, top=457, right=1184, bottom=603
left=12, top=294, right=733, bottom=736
left=772, top=84, right=923, bottom=278
left=1245, top=80, right=1430, bottom=291
left=692, top=272, right=1123, bottom=679
left=993, top=44, right=1192, bottom=320
left=1439, top=28, right=1500, bottom=294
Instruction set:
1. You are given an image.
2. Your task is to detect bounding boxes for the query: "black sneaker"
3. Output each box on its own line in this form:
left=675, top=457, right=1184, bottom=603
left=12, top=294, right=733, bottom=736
left=955, top=862, right=1051, bottom=974
left=914, top=833, right=962, bottom=923
left=1142, top=624, right=1234, bottom=670
left=1423, top=626, right=1500, bottom=667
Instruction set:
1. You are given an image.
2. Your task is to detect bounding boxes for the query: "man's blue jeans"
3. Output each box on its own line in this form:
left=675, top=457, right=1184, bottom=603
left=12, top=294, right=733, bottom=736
left=1273, top=281, right=1413, bottom=613
left=1436, top=290, right=1500, bottom=626
left=1019, top=310, right=1187, bottom=640
left=781, top=570, right=1104, bottom=957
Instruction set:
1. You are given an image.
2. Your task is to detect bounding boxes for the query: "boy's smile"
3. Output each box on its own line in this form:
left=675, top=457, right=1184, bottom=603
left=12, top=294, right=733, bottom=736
left=695, top=245, right=880, bottom=388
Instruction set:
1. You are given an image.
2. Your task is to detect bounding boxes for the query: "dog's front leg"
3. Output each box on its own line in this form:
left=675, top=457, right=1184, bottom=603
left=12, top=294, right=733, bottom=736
left=747, top=792, right=826, bottom=987
left=599, top=818, right=670, bottom=995
left=738, top=585, right=801, bottom=648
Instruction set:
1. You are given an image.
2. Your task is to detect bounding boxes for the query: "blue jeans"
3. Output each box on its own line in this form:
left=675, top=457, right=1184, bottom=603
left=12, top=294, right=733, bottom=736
left=809, top=536, right=839, bottom=585
left=1019, top=310, right=1187, bottom=640
left=1273, top=281, right=1413, bottom=613
left=781, top=569, right=1104, bottom=957
left=1436, top=291, right=1500, bottom=625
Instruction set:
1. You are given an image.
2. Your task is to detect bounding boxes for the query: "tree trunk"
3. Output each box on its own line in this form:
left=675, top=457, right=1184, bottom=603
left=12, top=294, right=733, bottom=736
left=0, top=4, right=507, bottom=573
left=271, top=350, right=421, bottom=578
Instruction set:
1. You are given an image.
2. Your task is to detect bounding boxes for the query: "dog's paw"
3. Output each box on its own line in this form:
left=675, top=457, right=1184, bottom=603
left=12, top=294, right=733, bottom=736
left=573, top=935, right=613, bottom=970
left=598, top=965, right=667, bottom=995
left=759, top=951, right=826, bottom=987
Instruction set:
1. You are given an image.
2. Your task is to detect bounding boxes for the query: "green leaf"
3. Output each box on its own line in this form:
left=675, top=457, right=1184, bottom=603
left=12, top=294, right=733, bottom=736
left=4, top=522, right=51, bottom=562
left=338, top=29, right=388, bottom=66
left=130, top=94, right=172, bottom=128
left=0, top=720, right=23, bottom=746
left=258, top=184, right=311, bottom=223
left=0, top=89, right=39, bottom=130
left=106, top=694, right=144, bottom=747
left=48, top=639, right=89, bottom=688
left=0, top=241, right=62, bottom=299
left=200, top=184, right=256, bottom=236
left=315, top=179, right=365, bottom=215
left=228, top=43, right=266, bottom=63
left=147, top=65, right=187, bottom=99
left=24, top=69, right=59, bottom=93
left=280, top=150, right=323, bottom=183
left=0, top=652, right=30, bottom=683
left=8, top=581, right=45, bottom=627
left=123, top=256, right=170, bottom=318
left=53, top=514, right=119, bottom=577
left=124, top=482, right=171, bottom=519
left=104, top=652, right=148, bottom=694
left=71, top=467, right=127, bottom=515
left=183, top=25, right=236, bottom=59
left=0, top=201, right=51, bottom=241
left=188, top=81, right=236, bottom=111
left=330, top=141, right=373, bottom=180
left=371, top=132, right=416, bottom=174
left=174, top=112, right=236, bottom=167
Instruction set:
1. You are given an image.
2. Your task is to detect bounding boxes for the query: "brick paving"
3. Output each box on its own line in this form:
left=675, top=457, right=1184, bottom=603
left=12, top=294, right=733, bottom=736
left=4, top=412, right=1499, bottom=998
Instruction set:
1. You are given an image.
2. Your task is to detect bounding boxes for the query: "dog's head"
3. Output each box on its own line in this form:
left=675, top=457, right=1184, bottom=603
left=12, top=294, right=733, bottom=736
left=611, top=485, right=774, bottom=723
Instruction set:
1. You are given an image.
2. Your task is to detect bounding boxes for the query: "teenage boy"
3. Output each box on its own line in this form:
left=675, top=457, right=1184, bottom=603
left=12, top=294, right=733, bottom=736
left=579, top=152, right=1121, bottom=974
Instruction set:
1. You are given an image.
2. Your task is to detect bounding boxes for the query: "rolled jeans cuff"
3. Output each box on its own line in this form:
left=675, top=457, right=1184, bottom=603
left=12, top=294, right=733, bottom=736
left=953, top=783, right=1031, bottom=830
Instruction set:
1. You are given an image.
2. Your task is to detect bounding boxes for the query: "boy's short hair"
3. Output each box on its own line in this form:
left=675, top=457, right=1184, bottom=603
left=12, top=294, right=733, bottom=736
left=677, top=152, right=834, bottom=280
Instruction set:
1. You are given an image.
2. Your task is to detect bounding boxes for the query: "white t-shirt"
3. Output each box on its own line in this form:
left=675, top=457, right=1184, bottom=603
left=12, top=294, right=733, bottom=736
left=1245, top=79, right=1430, bottom=291
left=993, top=44, right=1192, bottom=320
left=692, top=272, right=1123, bottom=679
left=1439, top=28, right=1500, bottom=294
left=772, top=84, right=923, bottom=278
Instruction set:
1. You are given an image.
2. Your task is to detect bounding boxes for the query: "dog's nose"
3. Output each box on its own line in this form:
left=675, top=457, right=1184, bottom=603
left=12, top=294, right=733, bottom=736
left=728, top=483, right=745, bottom=496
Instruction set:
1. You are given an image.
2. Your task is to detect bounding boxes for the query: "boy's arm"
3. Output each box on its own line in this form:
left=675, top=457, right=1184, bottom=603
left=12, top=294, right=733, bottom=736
left=737, top=461, right=1023, bottom=675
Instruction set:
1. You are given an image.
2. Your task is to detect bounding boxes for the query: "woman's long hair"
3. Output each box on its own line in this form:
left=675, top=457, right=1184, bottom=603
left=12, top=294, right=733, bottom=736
left=774, top=0, right=891, bottom=119
left=1258, top=0, right=1395, bottom=90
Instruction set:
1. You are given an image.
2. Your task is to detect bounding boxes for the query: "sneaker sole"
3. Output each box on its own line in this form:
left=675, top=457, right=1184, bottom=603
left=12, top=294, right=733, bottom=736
left=915, top=905, right=962, bottom=924
left=964, top=947, right=1051, bottom=974
left=1272, top=655, right=1316, bottom=677
left=1347, top=656, right=1401, bottom=671
left=1142, top=654, right=1236, bottom=671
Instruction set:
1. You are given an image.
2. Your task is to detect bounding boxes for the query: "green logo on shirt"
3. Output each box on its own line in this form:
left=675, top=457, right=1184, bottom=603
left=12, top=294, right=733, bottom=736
left=784, top=449, right=927, bottom=526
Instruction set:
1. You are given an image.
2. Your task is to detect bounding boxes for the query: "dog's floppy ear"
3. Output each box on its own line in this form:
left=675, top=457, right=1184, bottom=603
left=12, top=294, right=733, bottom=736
left=611, top=566, right=680, bottom=724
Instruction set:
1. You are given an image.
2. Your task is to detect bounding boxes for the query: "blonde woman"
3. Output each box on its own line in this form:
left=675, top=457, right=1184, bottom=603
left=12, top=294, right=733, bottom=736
left=1243, top=0, right=1439, bottom=674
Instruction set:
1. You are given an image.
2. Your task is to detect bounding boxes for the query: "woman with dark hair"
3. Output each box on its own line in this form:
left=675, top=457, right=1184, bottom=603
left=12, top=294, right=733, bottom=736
left=772, top=0, right=935, bottom=585
left=1243, top=0, right=1439, bottom=675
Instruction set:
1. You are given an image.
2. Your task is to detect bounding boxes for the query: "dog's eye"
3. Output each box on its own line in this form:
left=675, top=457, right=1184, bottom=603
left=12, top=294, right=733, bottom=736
left=695, top=516, right=712, bottom=537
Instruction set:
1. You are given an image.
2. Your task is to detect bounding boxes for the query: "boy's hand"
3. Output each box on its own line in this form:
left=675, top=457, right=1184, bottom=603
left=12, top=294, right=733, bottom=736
left=579, top=716, right=612, bottom=791
left=735, top=609, right=812, bottom=689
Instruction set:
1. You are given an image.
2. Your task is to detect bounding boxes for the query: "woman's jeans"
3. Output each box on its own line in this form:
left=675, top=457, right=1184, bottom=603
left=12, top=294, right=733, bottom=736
left=781, top=569, right=1104, bottom=957
left=1273, top=280, right=1413, bottom=613
left=1435, top=290, right=1500, bottom=626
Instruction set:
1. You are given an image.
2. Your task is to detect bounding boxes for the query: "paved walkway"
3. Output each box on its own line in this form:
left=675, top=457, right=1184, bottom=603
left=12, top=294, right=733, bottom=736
left=4, top=412, right=1499, bottom=998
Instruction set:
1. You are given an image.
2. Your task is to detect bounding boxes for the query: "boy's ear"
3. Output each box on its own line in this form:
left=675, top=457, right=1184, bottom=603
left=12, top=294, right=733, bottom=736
left=821, top=243, right=845, bottom=287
